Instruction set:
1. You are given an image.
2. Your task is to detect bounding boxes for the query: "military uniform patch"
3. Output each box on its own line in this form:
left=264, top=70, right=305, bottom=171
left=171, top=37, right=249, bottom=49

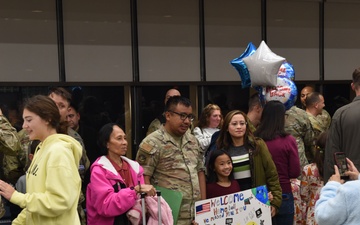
left=140, top=142, right=153, bottom=152
left=137, top=154, right=148, bottom=164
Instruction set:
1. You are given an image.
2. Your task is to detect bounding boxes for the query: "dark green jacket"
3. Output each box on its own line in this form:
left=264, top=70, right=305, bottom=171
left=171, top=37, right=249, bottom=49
left=249, top=137, right=282, bottom=211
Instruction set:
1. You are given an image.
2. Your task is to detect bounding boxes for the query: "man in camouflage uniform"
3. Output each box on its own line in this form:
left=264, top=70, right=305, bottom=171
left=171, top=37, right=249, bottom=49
left=305, top=92, right=330, bottom=138
left=300, top=86, right=331, bottom=131
left=137, top=96, right=206, bottom=225
left=300, top=86, right=314, bottom=109
left=285, top=105, right=314, bottom=169
left=287, top=89, right=324, bottom=225
left=146, top=88, right=181, bottom=136
left=0, top=108, right=20, bottom=218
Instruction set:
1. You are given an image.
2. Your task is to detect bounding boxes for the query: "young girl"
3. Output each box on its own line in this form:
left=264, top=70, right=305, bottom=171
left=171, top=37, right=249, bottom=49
left=0, top=95, right=82, bottom=225
left=206, top=149, right=240, bottom=198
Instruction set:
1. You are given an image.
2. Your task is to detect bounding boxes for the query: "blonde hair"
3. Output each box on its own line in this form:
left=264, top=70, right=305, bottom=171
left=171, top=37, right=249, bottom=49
left=197, top=104, right=222, bottom=129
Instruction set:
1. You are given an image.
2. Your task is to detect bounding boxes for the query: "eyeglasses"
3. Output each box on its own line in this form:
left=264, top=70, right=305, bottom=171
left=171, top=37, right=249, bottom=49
left=229, top=121, right=247, bottom=126
left=168, top=110, right=195, bottom=122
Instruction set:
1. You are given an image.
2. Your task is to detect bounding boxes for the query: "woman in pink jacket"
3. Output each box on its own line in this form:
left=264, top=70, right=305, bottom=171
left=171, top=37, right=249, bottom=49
left=86, top=123, right=156, bottom=225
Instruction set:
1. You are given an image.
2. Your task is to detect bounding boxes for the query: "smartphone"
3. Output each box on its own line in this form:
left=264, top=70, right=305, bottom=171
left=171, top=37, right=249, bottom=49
left=333, top=152, right=349, bottom=179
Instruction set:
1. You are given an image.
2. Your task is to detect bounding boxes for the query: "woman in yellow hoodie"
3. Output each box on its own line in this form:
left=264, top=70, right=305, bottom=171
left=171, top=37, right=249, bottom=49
left=0, top=95, right=82, bottom=225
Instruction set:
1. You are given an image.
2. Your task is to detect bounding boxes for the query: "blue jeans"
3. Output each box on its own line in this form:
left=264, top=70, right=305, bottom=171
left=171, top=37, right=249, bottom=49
left=272, top=193, right=294, bottom=225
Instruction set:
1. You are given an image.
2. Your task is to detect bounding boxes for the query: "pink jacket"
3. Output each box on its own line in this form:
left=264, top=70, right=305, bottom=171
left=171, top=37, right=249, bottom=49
left=146, top=195, right=173, bottom=225
left=127, top=196, right=173, bottom=225
left=86, top=156, right=145, bottom=225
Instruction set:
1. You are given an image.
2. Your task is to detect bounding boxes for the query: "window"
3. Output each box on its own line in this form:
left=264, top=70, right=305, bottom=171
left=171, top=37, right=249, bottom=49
left=0, top=1, right=58, bottom=81
left=63, top=0, right=132, bottom=82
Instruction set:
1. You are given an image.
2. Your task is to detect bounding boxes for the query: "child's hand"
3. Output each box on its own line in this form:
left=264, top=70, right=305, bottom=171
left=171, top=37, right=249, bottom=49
left=345, top=158, right=360, bottom=180
left=268, top=191, right=273, bottom=202
left=328, top=165, right=343, bottom=184
left=191, top=220, right=199, bottom=225
left=0, top=180, right=15, bottom=200
left=270, top=206, right=276, bottom=217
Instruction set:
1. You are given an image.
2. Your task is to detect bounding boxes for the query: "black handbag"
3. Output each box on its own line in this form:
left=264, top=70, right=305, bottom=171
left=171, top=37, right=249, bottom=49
left=113, top=182, right=131, bottom=225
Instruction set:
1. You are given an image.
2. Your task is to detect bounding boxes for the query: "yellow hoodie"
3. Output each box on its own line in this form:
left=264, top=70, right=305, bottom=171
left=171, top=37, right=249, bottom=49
left=10, top=134, right=82, bottom=225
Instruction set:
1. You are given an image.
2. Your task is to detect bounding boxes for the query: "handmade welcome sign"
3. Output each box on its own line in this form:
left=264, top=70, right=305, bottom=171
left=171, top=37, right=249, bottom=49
left=194, top=185, right=272, bottom=225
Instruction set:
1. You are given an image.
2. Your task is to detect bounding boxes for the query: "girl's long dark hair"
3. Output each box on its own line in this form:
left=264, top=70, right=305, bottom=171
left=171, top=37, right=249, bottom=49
left=206, top=149, right=234, bottom=183
left=254, top=100, right=288, bottom=141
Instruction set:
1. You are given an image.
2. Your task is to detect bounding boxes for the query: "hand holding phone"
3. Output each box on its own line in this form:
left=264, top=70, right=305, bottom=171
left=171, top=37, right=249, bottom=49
left=345, top=158, right=360, bottom=180
left=334, top=152, right=349, bottom=179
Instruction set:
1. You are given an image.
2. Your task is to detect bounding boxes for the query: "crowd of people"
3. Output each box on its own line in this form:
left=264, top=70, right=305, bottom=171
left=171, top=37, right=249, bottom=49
left=0, top=67, right=360, bottom=225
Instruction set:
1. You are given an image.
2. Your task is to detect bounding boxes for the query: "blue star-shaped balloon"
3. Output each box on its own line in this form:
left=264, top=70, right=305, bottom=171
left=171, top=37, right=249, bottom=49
left=230, top=42, right=257, bottom=89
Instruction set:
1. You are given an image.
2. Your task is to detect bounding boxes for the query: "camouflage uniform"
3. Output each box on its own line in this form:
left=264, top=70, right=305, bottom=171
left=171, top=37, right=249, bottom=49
left=285, top=106, right=314, bottom=169
left=3, top=129, right=28, bottom=185
left=0, top=115, right=20, bottom=157
left=146, top=118, right=162, bottom=136
left=307, top=110, right=331, bottom=138
left=0, top=115, right=21, bottom=218
left=136, top=126, right=205, bottom=225
left=316, top=109, right=331, bottom=132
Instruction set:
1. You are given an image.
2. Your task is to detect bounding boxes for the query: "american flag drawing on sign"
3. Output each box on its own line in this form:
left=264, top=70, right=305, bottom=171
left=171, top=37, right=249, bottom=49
left=196, top=202, right=210, bottom=215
